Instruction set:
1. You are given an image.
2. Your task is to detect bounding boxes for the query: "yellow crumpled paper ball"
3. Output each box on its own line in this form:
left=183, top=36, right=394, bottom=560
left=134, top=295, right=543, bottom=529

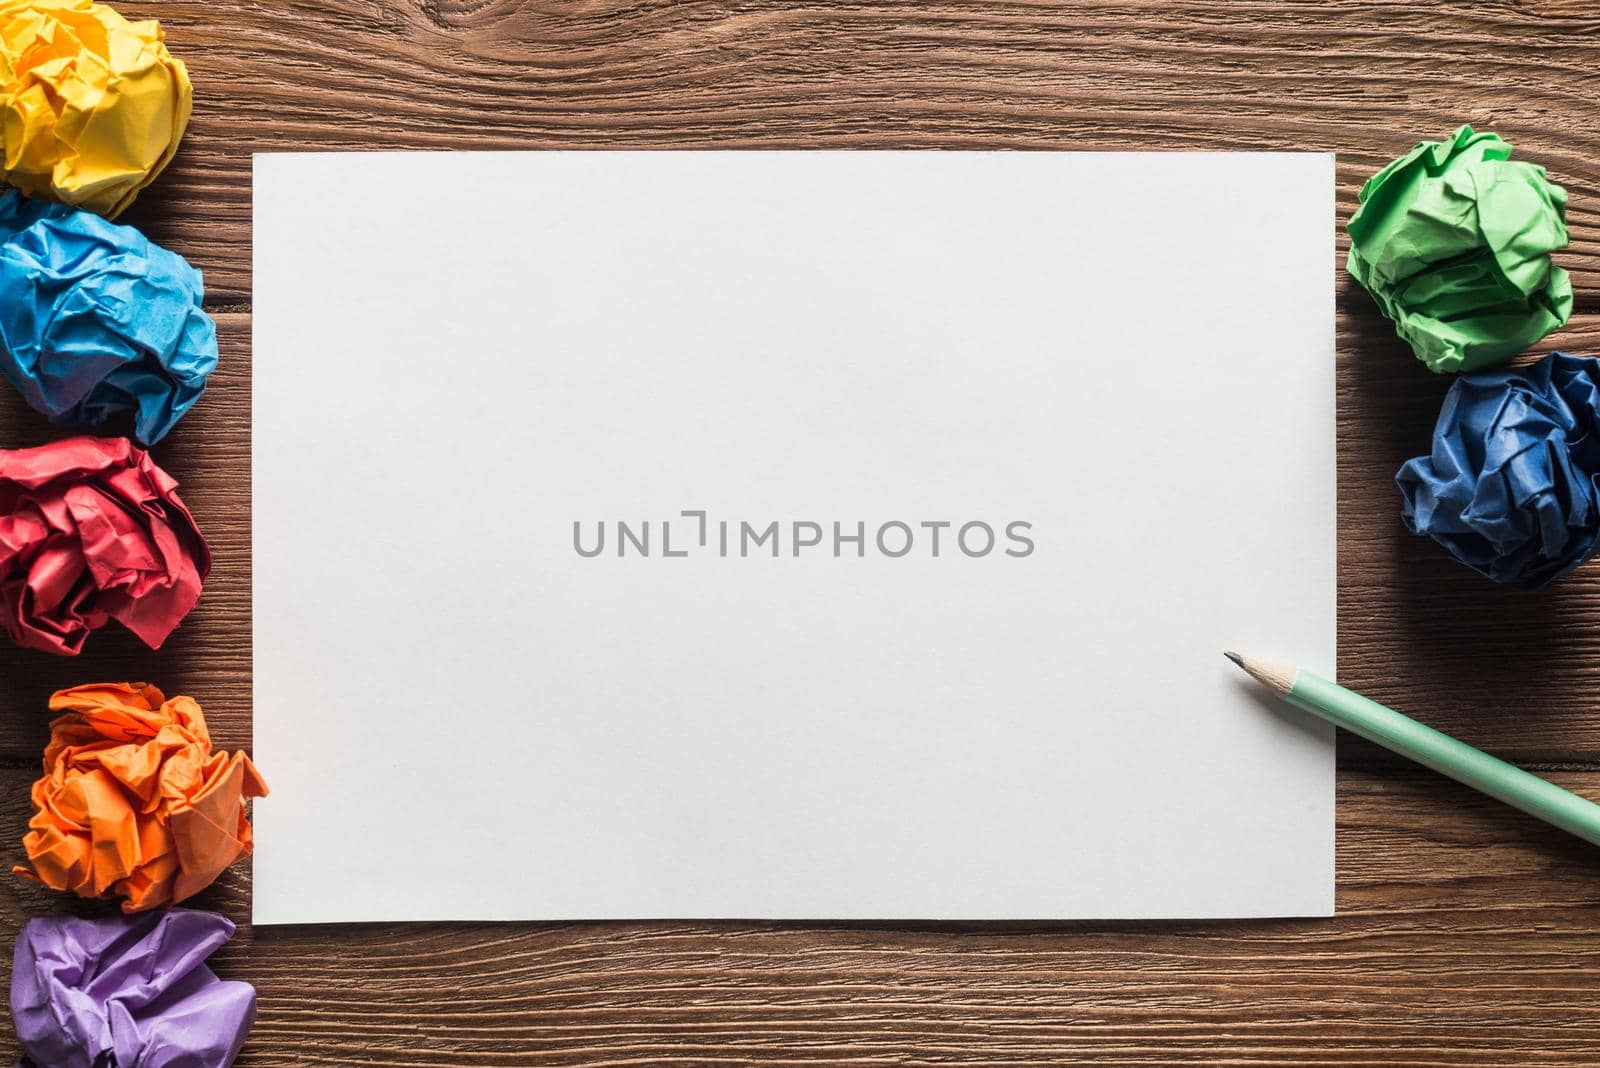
left=0, top=0, right=191, bottom=217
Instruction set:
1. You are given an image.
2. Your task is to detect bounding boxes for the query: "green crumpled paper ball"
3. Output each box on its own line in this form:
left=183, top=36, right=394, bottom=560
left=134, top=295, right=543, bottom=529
left=1347, top=125, right=1573, bottom=374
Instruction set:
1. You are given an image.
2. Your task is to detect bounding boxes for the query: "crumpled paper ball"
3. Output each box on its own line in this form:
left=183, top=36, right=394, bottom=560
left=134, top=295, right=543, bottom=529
left=15, top=682, right=268, bottom=912
left=0, top=435, right=210, bottom=654
left=1348, top=125, right=1572, bottom=374
left=1397, top=352, right=1600, bottom=589
left=0, top=0, right=192, bottom=218
left=11, top=908, right=255, bottom=1068
left=0, top=188, right=216, bottom=444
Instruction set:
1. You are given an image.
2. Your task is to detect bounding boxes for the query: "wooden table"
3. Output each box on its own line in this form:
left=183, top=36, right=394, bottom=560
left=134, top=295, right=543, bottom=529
left=3, top=2, right=1599, bottom=1063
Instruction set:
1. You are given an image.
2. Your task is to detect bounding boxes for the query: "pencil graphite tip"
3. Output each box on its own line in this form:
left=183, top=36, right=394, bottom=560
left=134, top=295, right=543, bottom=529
left=1224, top=651, right=1244, bottom=669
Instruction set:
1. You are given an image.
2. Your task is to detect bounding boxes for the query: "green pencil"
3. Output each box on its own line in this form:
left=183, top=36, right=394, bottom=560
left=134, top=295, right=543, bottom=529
left=1226, top=651, right=1600, bottom=847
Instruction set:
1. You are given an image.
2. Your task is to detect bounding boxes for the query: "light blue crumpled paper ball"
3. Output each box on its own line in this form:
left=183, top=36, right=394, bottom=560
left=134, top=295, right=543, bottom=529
left=1397, top=352, right=1600, bottom=589
left=0, top=189, right=217, bottom=445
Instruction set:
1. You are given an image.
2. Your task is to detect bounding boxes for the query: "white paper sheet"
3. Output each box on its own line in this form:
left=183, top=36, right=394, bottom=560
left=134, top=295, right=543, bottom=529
left=252, top=151, right=1336, bottom=924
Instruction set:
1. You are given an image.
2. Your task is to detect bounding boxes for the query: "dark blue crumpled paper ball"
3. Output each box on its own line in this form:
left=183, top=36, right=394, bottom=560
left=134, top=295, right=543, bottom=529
left=1397, top=352, right=1600, bottom=589
left=0, top=189, right=217, bottom=445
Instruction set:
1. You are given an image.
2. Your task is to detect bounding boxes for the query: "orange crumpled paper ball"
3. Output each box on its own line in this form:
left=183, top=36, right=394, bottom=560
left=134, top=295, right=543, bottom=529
left=15, top=681, right=267, bottom=912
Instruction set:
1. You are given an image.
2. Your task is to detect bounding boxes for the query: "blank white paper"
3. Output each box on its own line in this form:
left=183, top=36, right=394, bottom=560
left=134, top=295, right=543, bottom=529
left=252, top=151, right=1336, bottom=924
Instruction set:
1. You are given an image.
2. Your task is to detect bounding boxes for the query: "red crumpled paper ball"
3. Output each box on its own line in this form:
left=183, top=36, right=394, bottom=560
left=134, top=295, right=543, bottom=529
left=0, top=435, right=209, bottom=654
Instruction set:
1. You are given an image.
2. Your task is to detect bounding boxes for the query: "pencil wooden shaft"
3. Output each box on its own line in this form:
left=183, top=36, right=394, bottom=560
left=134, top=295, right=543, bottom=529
left=1285, top=668, right=1600, bottom=848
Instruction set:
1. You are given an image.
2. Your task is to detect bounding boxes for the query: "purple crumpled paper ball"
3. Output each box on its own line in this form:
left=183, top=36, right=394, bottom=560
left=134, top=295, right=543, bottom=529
left=11, top=908, right=256, bottom=1068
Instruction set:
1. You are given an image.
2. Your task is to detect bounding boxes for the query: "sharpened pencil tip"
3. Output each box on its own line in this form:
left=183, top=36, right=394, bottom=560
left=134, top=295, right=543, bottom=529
left=1225, top=652, right=1296, bottom=695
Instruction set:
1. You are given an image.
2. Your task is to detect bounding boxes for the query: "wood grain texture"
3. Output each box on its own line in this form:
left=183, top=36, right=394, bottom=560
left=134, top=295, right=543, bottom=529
left=1336, top=313, right=1600, bottom=766
left=7, top=769, right=1600, bottom=1065
left=92, top=0, right=1600, bottom=309
left=2, top=1, right=1600, bottom=1063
